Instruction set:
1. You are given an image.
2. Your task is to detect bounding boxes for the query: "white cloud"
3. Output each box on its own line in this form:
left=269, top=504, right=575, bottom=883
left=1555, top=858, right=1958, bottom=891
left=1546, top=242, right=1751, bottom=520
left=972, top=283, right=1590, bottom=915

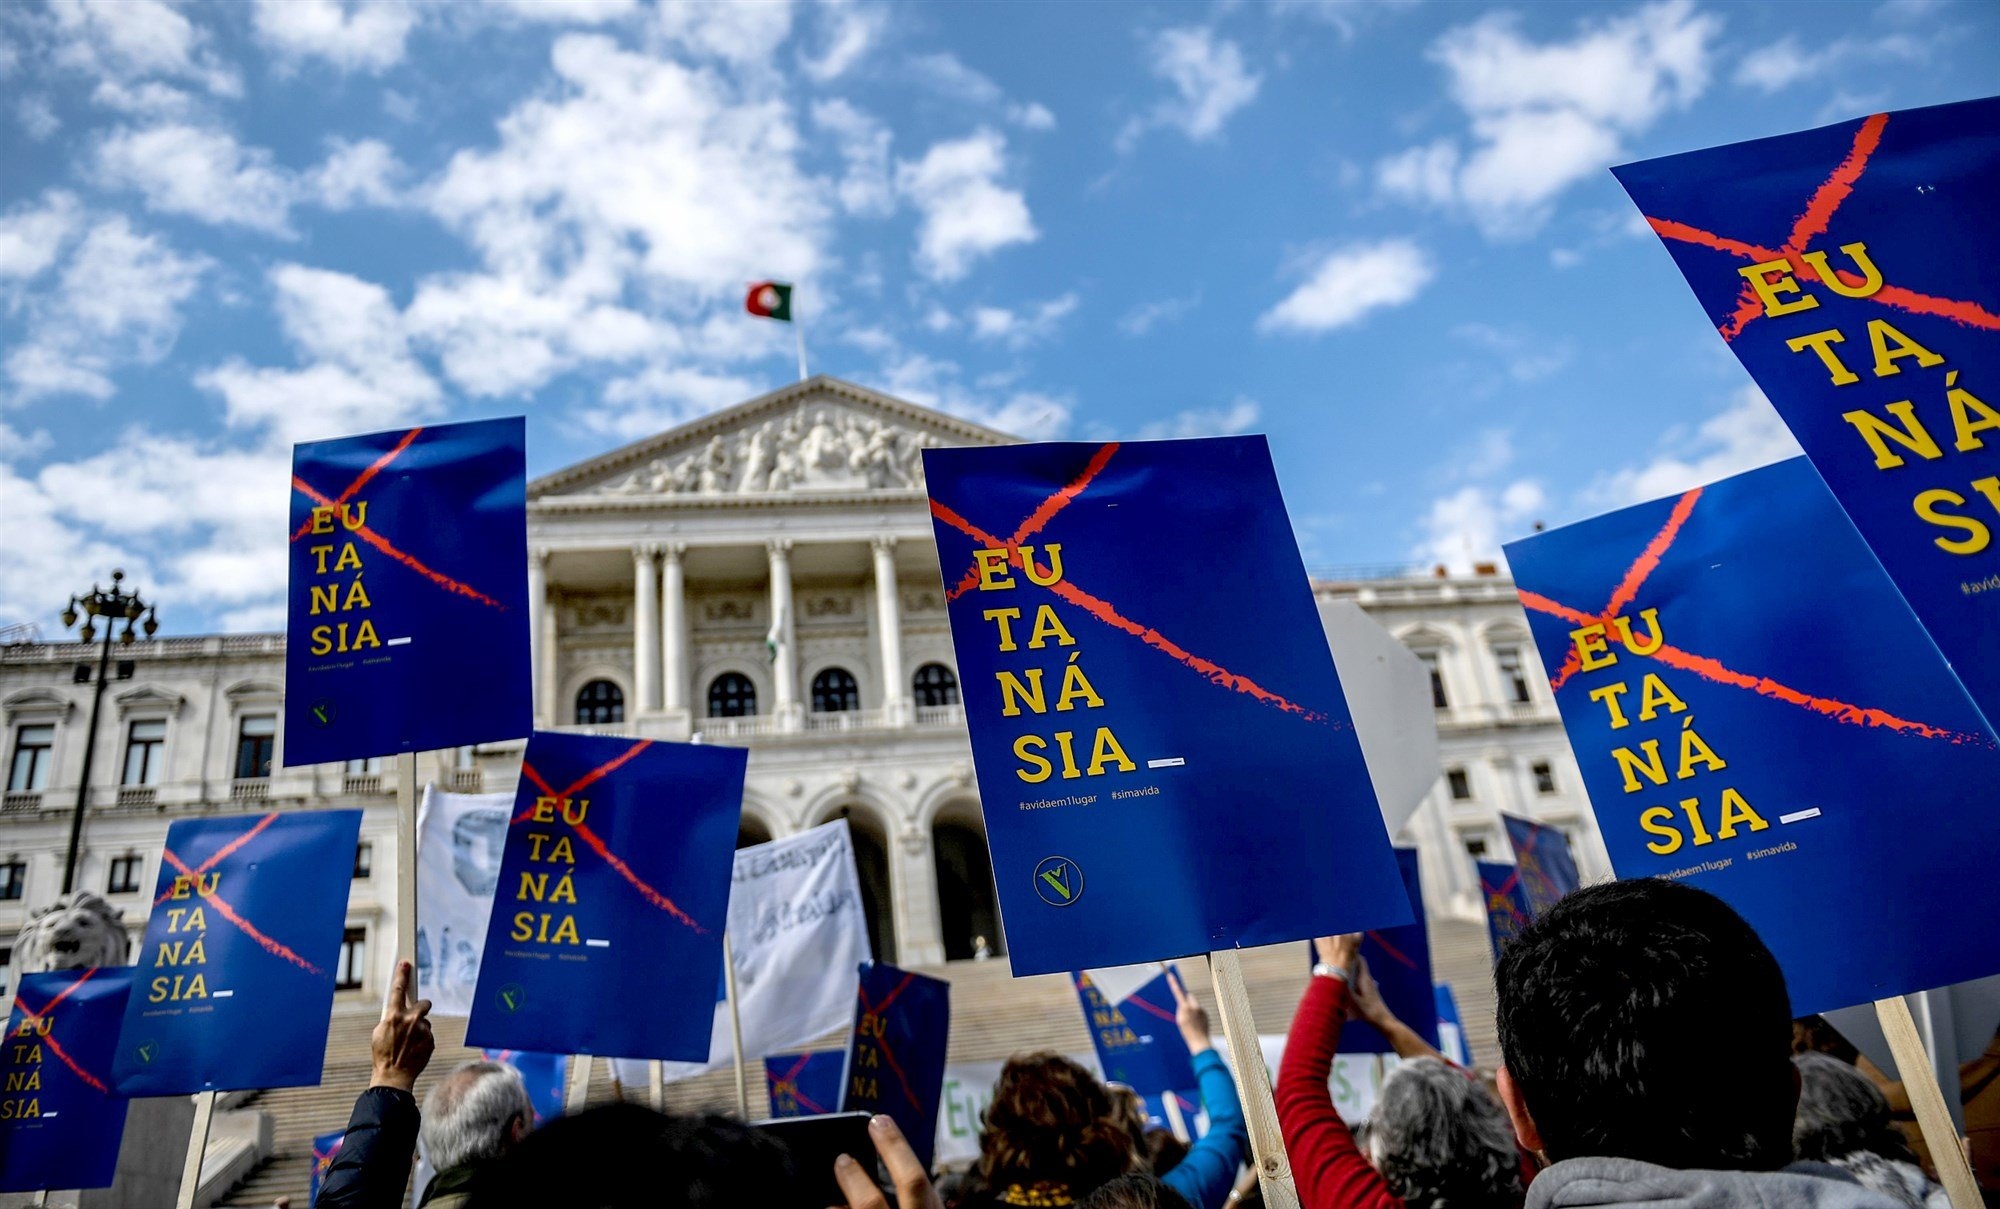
left=18, top=95, right=59, bottom=140
left=1258, top=239, right=1434, bottom=335
left=1732, top=32, right=1926, bottom=93
left=812, top=99, right=894, bottom=217
left=45, top=0, right=241, bottom=105
left=96, top=123, right=298, bottom=236
left=1271, top=0, right=1420, bottom=39
left=483, top=0, right=641, bottom=23
left=655, top=0, right=793, bottom=67
left=1583, top=386, right=1801, bottom=509
left=1118, top=293, right=1199, bottom=336
left=1378, top=0, right=1721, bottom=237
left=0, top=191, right=82, bottom=281
left=1134, top=397, right=1261, bottom=440
left=1118, top=27, right=1261, bottom=150
left=6, top=215, right=207, bottom=402
left=881, top=351, right=1070, bottom=438
left=895, top=129, right=1036, bottom=281
left=1413, top=478, right=1548, bottom=573
left=1453, top=322, right=1572, bottom=382
left=313, top=138, right=404, bottom=209
left=970, top=293, right=1077, bottom=348
left=800, top=0, right=885, bottom=81
left=0, top=457, right=149, bottom=630
left=905, top=51, right=1058, bottom=130
left=251, top=0, right=416, bottom=73
left=199, top=264, right=441, bottom=446
left=583, top=365, right=766, bottom=440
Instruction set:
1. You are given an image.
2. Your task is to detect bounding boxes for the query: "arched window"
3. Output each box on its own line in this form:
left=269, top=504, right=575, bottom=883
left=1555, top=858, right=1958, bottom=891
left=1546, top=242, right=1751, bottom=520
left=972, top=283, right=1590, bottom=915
left=811, top=668, right=859, bottom=713
left=707, top=673, right=757, bottom=718
left=737, top=815, right=773, bottom=850
left=912, top=663, right=959, bottom=708
left=933, top=807, right=1003, bottom=961
left=574, top=680, right=623, bottom=725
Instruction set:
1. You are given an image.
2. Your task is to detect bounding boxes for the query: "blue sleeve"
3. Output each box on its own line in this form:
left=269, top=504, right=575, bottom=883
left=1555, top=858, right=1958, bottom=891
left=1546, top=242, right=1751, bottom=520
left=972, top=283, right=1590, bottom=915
left=1162, top=1049, right=1251, bottom=1209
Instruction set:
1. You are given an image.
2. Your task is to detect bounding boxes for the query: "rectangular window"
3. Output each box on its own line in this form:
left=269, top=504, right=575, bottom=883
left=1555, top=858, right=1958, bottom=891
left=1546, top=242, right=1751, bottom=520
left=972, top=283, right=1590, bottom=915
left=1418, top=652, right=1448, bottom=710
left=122, top=719, right=166, bottom=786
left=353, top=842, right=372, bottom=880
left=336, top=927, right=367, bottom=990
left=1463, top=836, right=1489, bottom=860
left=344, top=757, right=383, bottom=775
left=1533, top=760, right=1557, bottom=795
left=0, top=860, right=23, bottom=901
left=236, top=714, right=276, bottom=780
left=1496, top=647, right=1533, bottom=705
left=8, top=724, right=54, bottom=792
left=107, top=854, right=143, bottom=895
left=1446, top=767, right=1473, bottom=800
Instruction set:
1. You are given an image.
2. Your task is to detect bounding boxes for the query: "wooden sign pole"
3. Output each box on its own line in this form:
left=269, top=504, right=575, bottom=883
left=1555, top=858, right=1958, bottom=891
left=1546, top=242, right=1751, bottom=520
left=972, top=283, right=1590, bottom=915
left=1874, top=995, right=1982, bottom=1209
left=723, top=930, right=751, bottom=1119
left=649, top=1058, right=666, bottom=1112
left=395, top=752, right=419, bottom=965
left=174, top=1089, right=217, bottom=1209
left=565, top=1055, right=592, bottom=1114
left=1207, top=950, right=1301, bottom=1209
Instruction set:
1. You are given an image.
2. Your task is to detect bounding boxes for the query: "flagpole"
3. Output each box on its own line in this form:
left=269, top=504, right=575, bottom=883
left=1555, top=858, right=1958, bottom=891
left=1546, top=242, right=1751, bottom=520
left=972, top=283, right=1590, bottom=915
left=793, top=286, right=809, bottom=382
left=723, top=929, right=751, bottom=1119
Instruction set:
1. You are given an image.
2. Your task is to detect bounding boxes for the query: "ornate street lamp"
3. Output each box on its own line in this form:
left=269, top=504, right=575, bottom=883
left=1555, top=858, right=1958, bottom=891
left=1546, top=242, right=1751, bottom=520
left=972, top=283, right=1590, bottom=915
left=58, top=569, right=158, bottom=893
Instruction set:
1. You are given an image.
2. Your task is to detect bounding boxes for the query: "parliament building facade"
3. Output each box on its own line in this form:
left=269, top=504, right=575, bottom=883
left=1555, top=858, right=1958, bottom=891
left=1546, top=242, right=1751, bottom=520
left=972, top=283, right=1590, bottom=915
left=0, top=377, right=1608, bottom=1000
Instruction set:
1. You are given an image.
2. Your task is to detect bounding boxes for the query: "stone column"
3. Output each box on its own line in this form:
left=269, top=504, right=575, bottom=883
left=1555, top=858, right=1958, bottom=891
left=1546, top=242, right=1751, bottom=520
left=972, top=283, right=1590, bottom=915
left=872, top=537, right=909, bottom=724
left=633, top=545, right=661, bottom=713
left=767, top=539, right=800, bottom=727
left=662, top=543, right=688, bottom=714
left=527, top=548, right=555, bottom=724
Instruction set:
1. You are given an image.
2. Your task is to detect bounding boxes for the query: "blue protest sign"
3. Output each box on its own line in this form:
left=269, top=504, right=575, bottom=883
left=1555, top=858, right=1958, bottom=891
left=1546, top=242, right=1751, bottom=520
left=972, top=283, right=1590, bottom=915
left=1506, top=456, right=2000, bottom=1012
left=1335, top=847, right=1439, bottom=1055
left=466, top=733, right=746, bottom=1061
left=1434, top=984, right=1471, bottom=1067
left=113, top=810, right=361, bottom=1094
left=764, top=1050, right=846, bottom=1118
left=479, top=1049, right=567, bottom=1126
left=309, top=1129, right=344, bottom=1207
left=1614, top=98, right=2000, bottom=732
left=1, top=968, right=133, bottom=1192
left=1075, top=968, right=1195, bottom=1096
left=1476, top=861, right=1531, bottom=965
left=922, top=437, right=1408, bottom=974
left=1500, top=815, right=1581, bottom=919
left=286, top=417, right=529, bottom=766
left=842, top=961, right=949, bottom=1168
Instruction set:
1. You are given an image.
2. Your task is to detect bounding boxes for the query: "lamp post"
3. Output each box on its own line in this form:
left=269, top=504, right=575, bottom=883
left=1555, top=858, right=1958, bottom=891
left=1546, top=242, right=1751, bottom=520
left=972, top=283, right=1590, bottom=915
left=59, top=569, right=157, bottom=894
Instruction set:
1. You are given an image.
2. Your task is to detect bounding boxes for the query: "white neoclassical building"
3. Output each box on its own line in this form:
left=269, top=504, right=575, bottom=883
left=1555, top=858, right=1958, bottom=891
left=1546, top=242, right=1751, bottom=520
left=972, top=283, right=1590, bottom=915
left=0, top=376, right=1605, bottom=1002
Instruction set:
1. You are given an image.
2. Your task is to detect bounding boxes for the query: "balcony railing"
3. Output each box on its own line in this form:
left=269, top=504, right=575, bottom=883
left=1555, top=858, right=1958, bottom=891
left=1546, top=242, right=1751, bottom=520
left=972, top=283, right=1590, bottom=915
left=914, top=704, right=965, bottom=728
left=697, top=713, right=784, bottom=740
left=803, top=708, right=887, bottom=733
left=116, top=786, right=157, bottom=809
left=230, top=779, right=270, bottom=802
left=343, top=775, right=383, bottom=796
left=448, top=769, right=483, bottom=793
left=2, top=792, right=40, bottom=814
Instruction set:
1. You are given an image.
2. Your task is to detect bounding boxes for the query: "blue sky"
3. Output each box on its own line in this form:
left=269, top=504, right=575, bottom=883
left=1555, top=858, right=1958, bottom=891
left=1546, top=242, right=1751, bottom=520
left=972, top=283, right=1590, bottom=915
left=1, top=0, right=1996, bottom=635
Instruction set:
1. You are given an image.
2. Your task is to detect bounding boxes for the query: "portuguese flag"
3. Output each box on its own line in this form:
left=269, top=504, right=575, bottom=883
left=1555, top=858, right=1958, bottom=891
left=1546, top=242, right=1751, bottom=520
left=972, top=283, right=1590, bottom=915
left=746, top=281, right=793, bottom=322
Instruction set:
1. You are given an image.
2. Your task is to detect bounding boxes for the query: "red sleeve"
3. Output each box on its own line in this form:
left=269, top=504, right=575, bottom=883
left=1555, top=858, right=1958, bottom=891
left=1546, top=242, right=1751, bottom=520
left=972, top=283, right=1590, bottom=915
left=1276, top=975, right=1404, bottom=1209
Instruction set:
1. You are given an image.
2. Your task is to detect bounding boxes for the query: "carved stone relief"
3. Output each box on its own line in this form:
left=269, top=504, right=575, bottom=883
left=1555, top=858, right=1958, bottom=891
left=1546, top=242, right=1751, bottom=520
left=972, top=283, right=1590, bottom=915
left=604, top=403, right=941, bottom=496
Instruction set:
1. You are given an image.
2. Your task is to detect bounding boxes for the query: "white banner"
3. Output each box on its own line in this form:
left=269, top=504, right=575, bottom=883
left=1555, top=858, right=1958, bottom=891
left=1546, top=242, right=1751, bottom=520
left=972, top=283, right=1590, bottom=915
left=415, top=786, right=512, bottom=1017
left=615, top=819, right=870, bottom=1082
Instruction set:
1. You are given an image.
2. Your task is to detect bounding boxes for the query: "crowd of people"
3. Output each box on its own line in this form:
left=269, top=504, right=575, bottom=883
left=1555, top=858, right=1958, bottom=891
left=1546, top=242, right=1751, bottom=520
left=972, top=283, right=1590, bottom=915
left=299, top=879, right=1989, bottom=1209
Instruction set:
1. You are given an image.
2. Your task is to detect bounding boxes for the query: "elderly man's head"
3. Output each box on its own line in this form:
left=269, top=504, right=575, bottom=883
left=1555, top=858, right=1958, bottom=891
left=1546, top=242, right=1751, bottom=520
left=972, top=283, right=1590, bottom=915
left=422, top=1062, right=536, bottom=1173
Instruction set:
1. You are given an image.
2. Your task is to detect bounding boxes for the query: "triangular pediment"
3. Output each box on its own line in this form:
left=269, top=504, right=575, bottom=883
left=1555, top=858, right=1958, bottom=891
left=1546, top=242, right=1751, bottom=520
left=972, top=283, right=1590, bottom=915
left=531, top=376, right=1016, bottom=502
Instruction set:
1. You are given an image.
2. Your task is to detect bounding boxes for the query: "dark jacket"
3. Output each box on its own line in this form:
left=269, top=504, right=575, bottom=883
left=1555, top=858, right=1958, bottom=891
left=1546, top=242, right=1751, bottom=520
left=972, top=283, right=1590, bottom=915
left=317, top=1086, right=419, bottom=1209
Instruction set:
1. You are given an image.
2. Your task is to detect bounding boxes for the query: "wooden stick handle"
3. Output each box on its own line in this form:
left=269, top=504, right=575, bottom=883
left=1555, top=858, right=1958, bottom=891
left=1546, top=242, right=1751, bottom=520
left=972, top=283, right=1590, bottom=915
left=396, top=752, right=419, bottom=965
left=723, top=930, right=751, bottom=1119
left=1208, top=950, right=1302, bottom=1209
left=565, top=1054, right=592, bottom=1115
left=650, top=1058, right=666, bottom=1113
left=175, top=1090, right=217, bottom=1209
left=1874, top=995, right=1982, bottom=1209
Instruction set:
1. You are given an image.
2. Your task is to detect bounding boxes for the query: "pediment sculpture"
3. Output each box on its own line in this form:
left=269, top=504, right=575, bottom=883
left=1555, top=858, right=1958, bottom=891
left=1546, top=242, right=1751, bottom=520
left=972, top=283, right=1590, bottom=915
left=607, top=405, right=940, bottom=496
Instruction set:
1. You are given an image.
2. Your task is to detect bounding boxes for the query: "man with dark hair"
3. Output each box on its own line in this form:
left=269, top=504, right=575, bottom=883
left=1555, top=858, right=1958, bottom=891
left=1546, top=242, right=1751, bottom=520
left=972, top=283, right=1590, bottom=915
left=1494, top=878, right=1900, bottom=1207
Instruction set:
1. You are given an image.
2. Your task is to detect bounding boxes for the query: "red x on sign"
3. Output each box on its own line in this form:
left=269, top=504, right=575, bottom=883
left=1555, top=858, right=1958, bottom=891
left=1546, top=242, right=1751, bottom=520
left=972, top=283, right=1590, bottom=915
left=928, top=442, right=1328, bottom=723
left=13, top=968, right=112, bottom=1095
left=1641, top=112, right=2000, bottom=343
left=855, top=972, right=924, bottom=1114
left=290, top=426, right=506, bottom=610
left=1516, top=487, right=1978, bottom=743
left=157, top=813, right=323, bottom=975
left=516, top=740, right=706, bottom=933
left=772, top=1052, right=830, bottom=1115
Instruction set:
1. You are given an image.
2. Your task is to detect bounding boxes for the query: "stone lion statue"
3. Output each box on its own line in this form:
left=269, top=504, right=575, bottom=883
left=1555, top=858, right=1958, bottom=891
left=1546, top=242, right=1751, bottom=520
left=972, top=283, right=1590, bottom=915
left=14, top=890, right=129, bottom=972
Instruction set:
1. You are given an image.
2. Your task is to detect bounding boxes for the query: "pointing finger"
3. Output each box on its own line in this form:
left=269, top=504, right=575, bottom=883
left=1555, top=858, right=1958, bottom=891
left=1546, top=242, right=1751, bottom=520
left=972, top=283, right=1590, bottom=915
left=384, top=960, right=412, bottom=1021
